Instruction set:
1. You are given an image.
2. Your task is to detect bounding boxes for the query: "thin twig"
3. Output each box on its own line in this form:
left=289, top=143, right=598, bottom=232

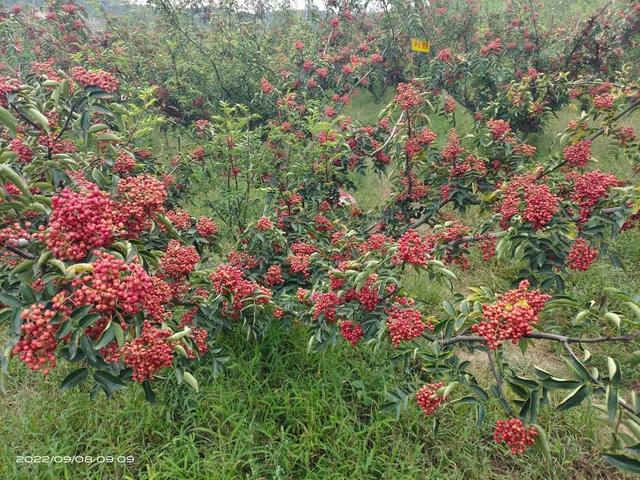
left=485, top=347, right=513, bottom=415
left=4, top=245, right=35, bottom=260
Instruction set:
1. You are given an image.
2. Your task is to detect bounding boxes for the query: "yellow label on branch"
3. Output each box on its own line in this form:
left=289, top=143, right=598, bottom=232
left=411, top=38, right=430, bottom=53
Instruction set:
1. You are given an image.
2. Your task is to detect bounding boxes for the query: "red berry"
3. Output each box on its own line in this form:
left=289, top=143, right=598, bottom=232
left=494, top=417, right=538, bottom=455
left=416, top=382, right=445, bottom=415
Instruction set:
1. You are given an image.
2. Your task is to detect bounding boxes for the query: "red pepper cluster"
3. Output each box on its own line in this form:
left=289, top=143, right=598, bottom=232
left=567, top=238, right=598, bottom=270
left=260, top=77, right=274, bottom=94
left=70, top=251, right=151, bottom=316
left=436, top=48, right=452, bottom=63
left=339, top=320, right=364, bottom=345
left=487, top=119, right=511, bottom=140
left=8, top=137, right=34, bottom=164
left=116, top=174, right=167, bottom=237
left=209, top=264, right=272, bottom=315
left=38, top=184, right=123, bottom=261
left=416, top=382, right=445, bottom=416
left=494, top=418, right=538, bottom=455
left=265, top=264, right=284, bottom=286
left=143, top=276, right=173, bottom=322
left=166, top=209, right=193, bottom=231
left=314, top=214, right=334, bottom=232
left=568, top=170, right=620, bottom=222
left=562, top=139, right=592, bottom=167
left=256, top=216, right=274, bottom=231
left=114, top=151, right=135, bottom=174
left=395, top=82, right=422, bottom=110
left=196, top=216, right=219, bottom=237
left=522, top=184, right=559, bottom=230
left=120, top=322, right=175, bottom=382
left=393, top=229, right=430, bottom=266
left=160, top=240, right=199, bottom=278
left=472, top=280, right=550, bottom=349
left=13, top=304, right=58, bottom=374
left=356, top=275, right=380, bottom=311
left=441, top=129, right=464, bottom=161
left=71, top=66, right=119, bottom=93
left=386, top=302, right=430, bottom=346
left=405, top=127, right=438, bottom=159
left=311, top=291, right=341, bottom=322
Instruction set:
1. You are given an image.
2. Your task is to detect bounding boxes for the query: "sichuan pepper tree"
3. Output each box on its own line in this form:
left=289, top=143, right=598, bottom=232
left=0, top=67, right=276, bottom=400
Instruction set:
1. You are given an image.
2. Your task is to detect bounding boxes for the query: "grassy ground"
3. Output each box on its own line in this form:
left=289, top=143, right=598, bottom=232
left=1, top=90, right=638, bottom=480
left=0, top=324, right=628, bottom=480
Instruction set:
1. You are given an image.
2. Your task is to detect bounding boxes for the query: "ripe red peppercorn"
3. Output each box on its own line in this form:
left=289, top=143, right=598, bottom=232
left=265, top=264, right=284, bottom=286
left=393, top=229, right=430, bottom=266
left=36, top=183, right=123, bottom=261
left=196, top=216, right=219, bottom=237
left=416, top=382, right=445, bottom=416
left=494, top=417, right=538, bottom=455
left=339, top=320, right=364, bottom=345
left=120, top=322, right=175, bottom=382
left=13, top=304, right=58, bottom=374
left=567, top=238, right=598, bottom=270
left=472, top=281, right=550, bottom=349
left=386, top=302, right=432, bottom=346
left=72, top=66, right=119, bottom=92
left=160, top=240, right=199, bottom=278
left=563, top=140, right=592, bottom=168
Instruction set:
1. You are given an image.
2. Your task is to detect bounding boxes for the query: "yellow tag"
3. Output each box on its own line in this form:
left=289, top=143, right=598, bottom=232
left=411, top=38, right=430, bottom=53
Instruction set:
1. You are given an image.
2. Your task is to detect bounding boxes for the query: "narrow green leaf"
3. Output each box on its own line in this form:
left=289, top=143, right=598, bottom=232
left=0, top=293, right=22, bottom=308
left=557, top=385, right=592, bottom=412
left=532, top=424, right=552, bottom=464
left=183, top=371, right=199, bottom=393
left=0, top=106, right=17, bottom=137
left=93, top=370, right=126, bottom=397
left=604, top=312, right=621, bottom=328
left=602, top=453, right=640, bottom=474
left=60, top=368, right=89, bottom=391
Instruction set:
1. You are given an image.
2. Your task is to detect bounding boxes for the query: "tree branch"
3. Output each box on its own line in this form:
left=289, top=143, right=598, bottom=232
left=485, top=347, right=513, bottom=415
left=4, top=244, right=35, bottom=260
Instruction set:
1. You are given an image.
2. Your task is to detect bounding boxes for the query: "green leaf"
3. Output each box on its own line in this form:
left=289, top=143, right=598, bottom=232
left=154, top=213, right=180, bottom=239
left=628, top=351, right=640, bottom=369
left=0, top=165, right=31, bottom=197
left=607, top=357, right=621, bottom=386
left=532, top=424, right=552, bottom=464
left=47, top=259, right=66, bottom=274
left=0, top=293, right=22, bottom=308
left=60, top=368, right=89, bottom=391
left=624, top=302, right=640, bottom=321
left=80, top=335, right=97, bottom=363
left=442, top=381, right=459, bottom=399
left=94, top=323, right=115, bottom=350
left=0, top=106, right=18, bottom=137
left=70, top=305, right=93, bottom=321
left=142, top=380, right=156, bottom=403
left=20, top=284, right=36, bottom=305
left=557, top=384, right=592, bottom=412
left=93, top=370, right=126, bottom=397
left=475, top=403, right=485, bottom=429
left=563, top=354, right=593, bottom=383
left=381, top=387, right=410, bottom=419
left=183, top=371, right=199, bottom=393
left=602, top=453, right=640, bottom=474
left=606, top=385, right=619, bottom=425
left=442, top=301, right=457, bottom=318
left=26, top=108, right=50, bottom=133
left=113, top=322, right=125, bottom=347
left=604, top=312, right=621, bottom=328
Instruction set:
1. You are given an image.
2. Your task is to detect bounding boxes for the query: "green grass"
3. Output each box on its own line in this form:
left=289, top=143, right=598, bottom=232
left=0, top=324, right=628, bottom=480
